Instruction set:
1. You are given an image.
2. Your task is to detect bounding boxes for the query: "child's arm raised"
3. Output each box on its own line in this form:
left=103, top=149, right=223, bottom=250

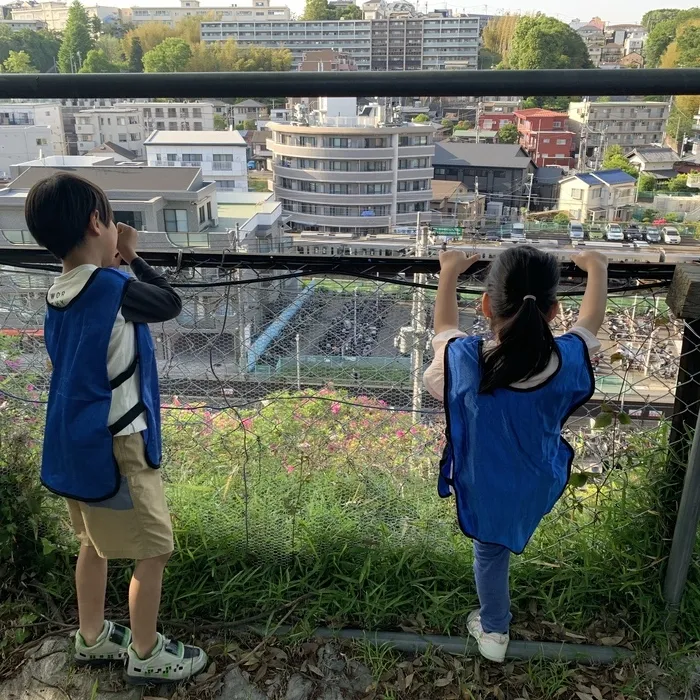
left=571, top=251, right=608, bottom=336
left=434, top=250, right=480, bottom=335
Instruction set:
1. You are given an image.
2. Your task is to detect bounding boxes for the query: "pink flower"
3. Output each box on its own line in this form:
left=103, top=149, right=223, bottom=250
left=396, top=430, right=406, bottom=438
left=331, top=402, right=341, bottom=415
left=410, top=426, right=419, bottom=435
left=5, top=359, right=20, bottom=371
left=172, top=396, right=181, bottom=407
left=285, top=464, right=295, bottom=473
left=242, top=417, right=253, bottom=431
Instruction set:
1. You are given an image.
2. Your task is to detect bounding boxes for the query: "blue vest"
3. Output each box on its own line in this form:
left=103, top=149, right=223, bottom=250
left=42, top=267, right=162, bottom=502
left=440, top=333, right=594, bottom=554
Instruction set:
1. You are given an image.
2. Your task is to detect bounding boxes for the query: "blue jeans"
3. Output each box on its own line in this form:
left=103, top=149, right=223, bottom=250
left=473, top=541, right=512, bottom=634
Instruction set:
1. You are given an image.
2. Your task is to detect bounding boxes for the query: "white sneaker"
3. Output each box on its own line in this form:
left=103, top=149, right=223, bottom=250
left=125, top=633, right=208, bottom=685
left=74, top=621, right=131, bottom=666
left=467, top=610, right=509, bottom=663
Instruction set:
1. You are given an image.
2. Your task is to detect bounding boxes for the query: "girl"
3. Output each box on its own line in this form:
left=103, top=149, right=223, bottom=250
left=423, top=245, right=608, bottom=663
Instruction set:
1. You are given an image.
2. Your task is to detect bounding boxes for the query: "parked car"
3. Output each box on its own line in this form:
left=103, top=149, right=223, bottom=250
left=662, top=226, right=681, bottom=244
left=644, top=226, right=661, bottom=243
left=624, top=224, right=643, bottom=242
left=568, top=221, right=585, bottom=241
left=605, top=223, right=624, bottom=242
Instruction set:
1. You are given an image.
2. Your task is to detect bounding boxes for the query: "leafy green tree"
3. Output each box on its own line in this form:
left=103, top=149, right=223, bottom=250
left=497, top=122, right=519, bottom=144
left=302, top=0, right=330, bottom=20
left=412, top=114, right=430, bottom=123
left=79, top=48, right=122, bottom=72
left=329, top=3, right=362, bottom=19
left=456, top=119, right=473, bottom=129
left=645, top=18, right=679, bottom=66
left=601, top=145, right=637, bottom=177
left=128, top=36, right=143, bottom=72
left=214, top=114, right=228, bottom=130
left=506, top=15, right=591, bottom=69
left=642, top=8, right=681, bottom=31
left=143, top=37, right=192, bottom=72
left=663, top=174, right=691, bottom=192
left=2, top=50, right=37, bottom=72
left=677, top=24, right=700, bottom=65
left=441, top=118, right=454, bottom=134
left=553, top=212, right=570, bottom=226
left=90, top=16, right=102, bottom=38
left=0, top=28, right=61, bottom=73
left=522, top=95, right=575, bottom=111
left=58, top=1, right=95, bottom=73
left=95, top=35, right=123, bottom=63
left=638, top=173, right=656, bottom=192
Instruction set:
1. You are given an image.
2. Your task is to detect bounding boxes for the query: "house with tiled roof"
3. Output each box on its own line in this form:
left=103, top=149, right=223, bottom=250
left=557, top=169, right=636, bottom=222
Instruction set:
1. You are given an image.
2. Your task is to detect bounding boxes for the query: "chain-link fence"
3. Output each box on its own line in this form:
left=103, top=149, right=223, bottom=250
left=0, top=254, right=696, bottom=633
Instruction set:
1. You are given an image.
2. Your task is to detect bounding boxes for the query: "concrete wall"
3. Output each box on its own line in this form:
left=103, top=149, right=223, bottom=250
left=0, top=126, right=54, bottom=179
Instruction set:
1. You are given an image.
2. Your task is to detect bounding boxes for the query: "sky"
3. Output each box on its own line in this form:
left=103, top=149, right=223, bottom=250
left=92, top=0, right=696, bottom=25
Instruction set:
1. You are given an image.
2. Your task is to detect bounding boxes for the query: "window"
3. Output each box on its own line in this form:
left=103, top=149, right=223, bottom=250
left=571, top=188, right=583, bottom=200
left=144, top=108, right=152, bottom=118
left=118, top=133, right=127, bottom=143
left=114, top=210, right=144, bottom=230
left=299, top=136, right=316, bottom=146
left=194, top=122, right=202, bottom=131
left=361, top=161, right=388, bottom=172
left=329, top=161, right=350, bottom=171
left=35, top=138, right=47, bottom=146
left=107, top=117, right=111, bottom=125
left=180, top=108, right=189, bottom=118
left=328, top=137, right=349, bottom=148
left=193, top=108, right=202, bottom=118
left=399, top=158, right=429, bottom=169
left=213, top=153, right=233, bottom=170
left=167, top=153, right=177, bottom=162
left=328, top=183, right=349, bottom=194
left=298, top=158, right=316, bottom=169
left=556, top=139, right=567, bottom=145
left=168, top=122, right=178, bottom=130
left=300, top=181, right=319, bottom=192
left=155, top=108, right=164, bottom=118
left=117, top=117, right=126, bottom=126
left=168, top=108, right=177, bottom=118
left=164, top=209, right=188, bottom=232
left=553, top=121, right=561, bottom=128
left=207, top=202, right=212, bottom=221
left=130, top=133, right=140, bottom=141
left=364, top=137, right=387, bottom=148
left=129, top=117, right=138, bottom=125
left=182, top=153, right=203, bottom=163
left=542, top=138, right=550, bottom=144
left=199, top=206, right=206, bottom=224
left=181, top=122, right=190, bottom=131
left=156, top=121, right=165, bottom=130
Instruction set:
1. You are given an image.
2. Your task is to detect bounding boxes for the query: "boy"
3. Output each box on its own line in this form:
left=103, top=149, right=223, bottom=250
left=26, top=172, right=207, bottom=685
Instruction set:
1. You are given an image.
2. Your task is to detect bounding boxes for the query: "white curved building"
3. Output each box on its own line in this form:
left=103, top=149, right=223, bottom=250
left=268, top=100, right=434, bottom=236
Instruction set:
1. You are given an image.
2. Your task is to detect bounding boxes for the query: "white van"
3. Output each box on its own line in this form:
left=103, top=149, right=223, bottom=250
left=568, top=222, right=585, bottom=241
left=662, top=226, right=681, bottom=245
left=511, top=223, right=526, bottom=241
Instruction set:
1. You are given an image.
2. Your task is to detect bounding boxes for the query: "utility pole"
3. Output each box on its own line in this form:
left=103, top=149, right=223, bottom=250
left=525, top=172, right=534, bottom=216
left=410, top=213, right=428, bottom=424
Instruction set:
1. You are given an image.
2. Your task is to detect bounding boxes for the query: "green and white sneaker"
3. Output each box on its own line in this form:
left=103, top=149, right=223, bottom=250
left=74, top=621, right=131, bottom=666
left=467, top=610, right=509, bottom=663
left=125, top=633, right=208, bottom=685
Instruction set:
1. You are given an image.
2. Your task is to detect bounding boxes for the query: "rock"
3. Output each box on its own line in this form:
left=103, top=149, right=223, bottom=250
left=0, top=637, right=141, bottom=700
left=317, top=687, right=345, bottom=700
left=216, top=667, right=267, bottom=700
left=317, top=644, right=346, bottom=674
left=655, top=685, right=672, bottom=700
left=284, top=674, right=314, bottom=700
left=346, top=660, right=373, bottom=695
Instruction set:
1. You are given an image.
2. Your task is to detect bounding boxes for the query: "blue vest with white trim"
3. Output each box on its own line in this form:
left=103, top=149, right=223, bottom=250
left=440, top=333, right=594, bottom=554
left=41, top=267, right=162, bottom=502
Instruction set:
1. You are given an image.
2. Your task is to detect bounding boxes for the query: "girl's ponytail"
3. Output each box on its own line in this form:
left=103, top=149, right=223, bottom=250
left=479, top=246, right=559, bottom=394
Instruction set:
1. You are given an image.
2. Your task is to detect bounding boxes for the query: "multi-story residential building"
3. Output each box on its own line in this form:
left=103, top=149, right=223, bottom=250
left=514, top=108, right=575, bottom=170
left=576, top=24, right=604, bottom=66
left=201, top=16, right=480, bottom=71
left=623, top=28, right=647, bottom=56
left=232, top=100, right=269, bottom=124
left=626, top=146, right=679, bottom=181
left=558, top=169, right=637, bottom=223
left=478, top=112, right=516, bottom=131
left=0, top=103, right=66, bottom=157
left=75, top=108, right=144, bottom=156
left=568, top=100, right=670, bottom=154
left=0, top=18, right=46, bottom=30
left=130, top=0, right=289, bottom=27
left=432, top=142, right=536, bottom=210
left=267, top=97, right=434, bottom=235
left=9, top=1, right=121, bottom=31
left=0, top=165, right=217, bottom=241
left=298, top=49, right=358, bottom=71
left=600, top=43, right=623, bottom=65
left=0, top=126, right=54, bottom=179
left=144, top=130, right=248, bottom=193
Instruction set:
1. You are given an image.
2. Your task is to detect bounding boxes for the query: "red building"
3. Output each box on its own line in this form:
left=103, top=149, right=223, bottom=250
left=478, top=112, right=517, bottom=131
left=514, top=108, right=576, bottom=169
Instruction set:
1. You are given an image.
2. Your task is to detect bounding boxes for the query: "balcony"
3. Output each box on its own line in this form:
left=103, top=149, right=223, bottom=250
left=212, top=161, right=234, bottom=171
left=274, top=186, right=393, bottom=206
left=274, top=165, right=394, bottom=182
left=283, top=211, right=392, bottom=228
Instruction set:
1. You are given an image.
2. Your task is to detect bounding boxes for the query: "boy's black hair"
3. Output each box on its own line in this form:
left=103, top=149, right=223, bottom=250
left=25, top=172, right=114, bottom=259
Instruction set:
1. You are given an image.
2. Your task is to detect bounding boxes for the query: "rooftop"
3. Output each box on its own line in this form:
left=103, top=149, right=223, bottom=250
left=7, top=166, right=204, bottom=193
left=434, top=142, right=534, bottom=169
left=144, top=130, right=247, bottom=146
left=431, top=180, right=466, bottom=199
left=568, top=169, right=636, bottom=186
left=514, top=108, right=568, bottom=118
left=626, top=146, right=678, bottom=163
left=86, top=142, right=139, bottom=161
left=235, top=99, right=267, bottom=108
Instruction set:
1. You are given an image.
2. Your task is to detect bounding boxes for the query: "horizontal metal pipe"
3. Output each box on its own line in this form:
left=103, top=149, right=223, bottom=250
left=0, top=247, right=679, bottom=280
left=259, top=626, right=633, bottom=664
left=0, top=69, right=697, bottom=99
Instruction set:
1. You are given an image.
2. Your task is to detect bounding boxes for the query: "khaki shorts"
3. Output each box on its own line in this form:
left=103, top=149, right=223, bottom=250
left=66, top=433, right=174, bottom=560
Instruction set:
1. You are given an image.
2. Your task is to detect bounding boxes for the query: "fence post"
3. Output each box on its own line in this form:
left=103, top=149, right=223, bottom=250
left=663, top=264, right=700, bottom=608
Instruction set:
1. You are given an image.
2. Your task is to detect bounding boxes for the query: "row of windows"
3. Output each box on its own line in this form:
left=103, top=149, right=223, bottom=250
left=397, top=201, right=428, bottom=213
left=277, top=157, right=431, bottom=171
left=279, top=178, right=391, bottom=194
left=158, top=153, right=235, bottom=162
left=144, top=107, right=203, bottom=119
left=434, top=166, right=509, bottom=178
left=281, top=200, right=391, bottom=217
left=145, top=120, right=204, bottom=131
left=277, top=135, right=391, bottom=148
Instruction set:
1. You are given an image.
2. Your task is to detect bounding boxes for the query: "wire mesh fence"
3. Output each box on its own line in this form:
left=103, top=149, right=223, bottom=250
left=0, top=256, right=695, bottom=632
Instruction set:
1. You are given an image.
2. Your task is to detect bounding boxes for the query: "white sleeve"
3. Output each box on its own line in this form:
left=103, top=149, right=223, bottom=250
left=423, top=329, right=469, bottom=402
left=569, top=326, right=602, bottom=355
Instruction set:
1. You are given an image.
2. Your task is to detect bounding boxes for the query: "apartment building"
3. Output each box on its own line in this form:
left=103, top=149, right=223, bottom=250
left=201, top=16, right=480, bottom=71
left=0, top=18, right=45, bottom=30
left=514, top=108, right=575, bottom=169
left=232, top=100, right=269, bottom=124
left=0, top=103, right=66, bottom=157
left=0, top=126, right=54, bottom=179
left=558, top=169, right=637, bottom=223
left=9, top=1, right=121, bottom=31
left=76, top=108, right=144, bottom=156
left=568, top=100, right=670, bottom=153
left=130, top=0, right=289, bottom=27
left=144, top=130, right=248, bottom=193
left=267, top=97, right=434, bottom=235
left=576, top=24, right=604, bottom=66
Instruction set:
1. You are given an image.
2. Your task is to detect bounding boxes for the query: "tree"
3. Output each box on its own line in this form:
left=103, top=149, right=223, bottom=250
left=601, top=145, right=637, bottom=177
left=497, top=122, right=519, bottom=144
left=645, top=18, right=678, bottom=66
left=90, top=16, right=102, bottom=38
left=505, top=15, right=591, bottom=69
left=303, top=0, right=330, bottom=20
left=638, top=173, right=656, bottom=192
left=2, top=50, right=37, bottom=72
left=663, top=174, right=691, bottom=192
left=128, top=36, right=143, bottom=72
left=175, top=15, right=206, bottom=44
left=482, top=14, right=518, bottom=65
left=456, top=119, right=473, bottom=129
left=329, top=3, right=362, bottom=19
left=0, top=28, right=61, bottom=73
left=642, top=8, right=680, bottom=31
left=441, top=118, right=454, bottom=134
left=122, top=22, right=176, bottom=56
left=214, top=114, right=228, bottom=130
left=675, top=22, right=700, bottom=66
left=143, top=37, right=192, bottom=72
left=522, top=95, right=574, bottom=111
left=96, top=35, right=124, bottom=63
left=412, top=114, right=430, bottom=123
left=58, top=0, right=95, bottom=73
left=79, top=48, right=122, bottom=72
left=240, top=119, right=256, bottom=130
left=553, top=212, right=569, bottom=226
